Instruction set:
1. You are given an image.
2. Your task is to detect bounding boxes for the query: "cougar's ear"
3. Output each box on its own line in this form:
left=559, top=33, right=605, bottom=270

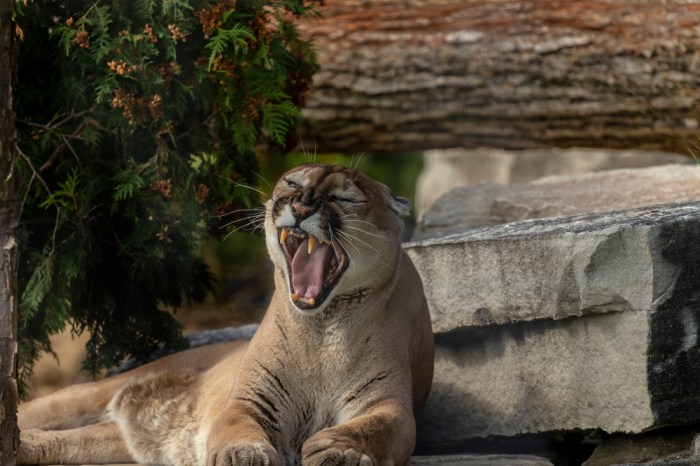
left=373, top=178, right=412, bottom=217
left=389, top=194, right=412, bottom=217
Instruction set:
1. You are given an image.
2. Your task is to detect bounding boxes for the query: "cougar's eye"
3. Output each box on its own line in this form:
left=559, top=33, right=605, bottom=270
left=285, top=178, right=300, bottom=189
left=330, top=194, right=359, bottom=204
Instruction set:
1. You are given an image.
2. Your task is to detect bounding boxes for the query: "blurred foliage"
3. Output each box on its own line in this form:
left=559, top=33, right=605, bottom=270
left=13, top=0, right=318, bottom=384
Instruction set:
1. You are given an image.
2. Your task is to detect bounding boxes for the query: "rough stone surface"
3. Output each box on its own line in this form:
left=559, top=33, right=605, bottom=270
left=186, top=323, right=258, bottom=347
left=583, top=428, right=699, bottom=466
left=613, top=458, right=699, bottom=465
left=112, top=325, right=259, bottom=375
left=610, top=449, right=700, bottom=466
left=410, top=454, right=554, bottom=466
left=419, top=311, right=654, bottom=443
left=415, top=149, right=692, bottom=218
left=405, top=202, right=697, bottom=330
left=414, top=164, right=700, bottom=240
left=409, top=202, right=700, bottom=444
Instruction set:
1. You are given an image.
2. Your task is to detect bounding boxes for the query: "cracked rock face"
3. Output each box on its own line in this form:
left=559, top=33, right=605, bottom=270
left=407, top=202, right=700, bottom=446
left=406, top=203, right=696, bottom=330
left=420, top=311, right=654, bottom=443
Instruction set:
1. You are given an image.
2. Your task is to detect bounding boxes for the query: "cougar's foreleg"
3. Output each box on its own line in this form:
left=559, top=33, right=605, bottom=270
left=206, top=401, right=283, bottom=466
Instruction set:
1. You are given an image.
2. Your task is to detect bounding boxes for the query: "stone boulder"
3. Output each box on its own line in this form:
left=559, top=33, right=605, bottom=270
left=582, top=428, right=700, bottom=466
left=414, top=164, right=700, bottom=240
left=411, top=454, right=554, bottom=466
left=415, top=148, right=692, bottom=219
left=405, top=202, right=700, bottom=446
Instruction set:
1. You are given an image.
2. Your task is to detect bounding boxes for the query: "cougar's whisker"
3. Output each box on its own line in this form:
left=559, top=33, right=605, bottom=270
left=337, top=230, right=398, bottom=273
left=342, top=225, right=383, bottom=238
left=251, top=171, right=274, bottom=193
left=328, top=227, right=342, bottom=263
left=335, top=235, right=360, bottom=269
left=217, top=175, right=269, bottom=198
left=220, top=214, right=266, bottom=231
left=342, top=219, right=380, bottom=230
left=218, top=206, right=266, bottom=218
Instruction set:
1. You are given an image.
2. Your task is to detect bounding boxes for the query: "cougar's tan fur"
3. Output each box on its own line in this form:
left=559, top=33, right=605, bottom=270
left=18, top=164, right=434, bottom=466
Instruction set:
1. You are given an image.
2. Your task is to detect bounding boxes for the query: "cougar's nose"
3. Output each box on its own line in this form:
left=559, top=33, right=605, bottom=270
left=291, top=201, right=313, bottom=219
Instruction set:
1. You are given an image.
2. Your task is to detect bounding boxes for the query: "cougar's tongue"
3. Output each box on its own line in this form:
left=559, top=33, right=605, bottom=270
left=291, top=238, right=331, bottom=300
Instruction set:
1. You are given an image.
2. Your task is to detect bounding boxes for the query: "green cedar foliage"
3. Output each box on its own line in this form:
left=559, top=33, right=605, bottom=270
left=13, top=0, right=318, bottom=383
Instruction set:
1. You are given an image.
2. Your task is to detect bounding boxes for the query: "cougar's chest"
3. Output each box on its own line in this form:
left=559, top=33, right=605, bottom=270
left=265, top=297, right=377, bottom=462
left=278, top=384, right=348, bottom=465
left=275, top=348, right=364, bottom=463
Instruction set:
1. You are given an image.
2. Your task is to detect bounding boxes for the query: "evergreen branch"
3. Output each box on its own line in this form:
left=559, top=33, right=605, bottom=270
left=19, top=109, right=97, bottom=172
left=135, top=0, right=156, bottom=20
left=16, top=145, right=51, bottom=196
left=40, top=120, right=87, bottom=172
left=20, top=255, right=55, bottom=318
left=16, top=145, right=63, bottom=256
left=18, top=108, right=93, bottom=132
left=113, top=170, right=145, bottom=201
left=162, top=0, right=193, bottom=20
left=59, top=132, right=83, bottom=169
left=88, top=4, right=113, bottom=62
left=50, top=207, right=61, bottom=258
left=206, top=23, right=255, bottom=69
left=261, top=101, right=298, bottom=145
left=17, top=145, right=51, bottom=222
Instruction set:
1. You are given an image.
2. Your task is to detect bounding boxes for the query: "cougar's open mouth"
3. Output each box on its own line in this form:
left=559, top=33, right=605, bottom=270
left=279, top=227, right=349, bottom=310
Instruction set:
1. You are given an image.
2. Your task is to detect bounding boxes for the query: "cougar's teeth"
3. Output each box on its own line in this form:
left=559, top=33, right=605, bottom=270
left=291, top=293, right=299, bottom=301
left=280, top=228, right=288, bottom=245
left=308, top=236, right=317, bottom=254
left=308, top=297, right=315, bottom=306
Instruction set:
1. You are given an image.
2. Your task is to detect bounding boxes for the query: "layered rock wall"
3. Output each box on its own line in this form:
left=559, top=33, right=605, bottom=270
left=408, top=164, right=700, bottom=451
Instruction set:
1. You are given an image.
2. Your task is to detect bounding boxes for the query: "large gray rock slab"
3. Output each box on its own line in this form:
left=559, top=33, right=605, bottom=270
left=414, top=164, right=700, bottom=240
left=583, top=428, right=699, bottom=466
left=421, top=304, right=700, bottom=444
left=419, top=311, right=653, bottom=443
left=411, top=454, right=554, bottom=466
left=409, top=203, right=700, bottom=444
left=405, top=202, right=697, bottom=330
left=415, top=148, right=691, bottom=218
left=583, top=434, right=700, bottom=466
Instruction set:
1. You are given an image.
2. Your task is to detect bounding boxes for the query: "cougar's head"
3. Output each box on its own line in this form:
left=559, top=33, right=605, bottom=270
left=265, top=164, right=411, bottom=314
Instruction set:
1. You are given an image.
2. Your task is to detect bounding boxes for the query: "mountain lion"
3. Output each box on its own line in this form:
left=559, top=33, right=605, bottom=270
left=18, top=163, right=435, bottom=466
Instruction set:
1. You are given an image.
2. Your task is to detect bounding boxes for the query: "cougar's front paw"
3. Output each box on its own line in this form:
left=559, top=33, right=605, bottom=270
left=302, top=436, right=374, bottom=466
left=208, top=441, right=282, bottom=466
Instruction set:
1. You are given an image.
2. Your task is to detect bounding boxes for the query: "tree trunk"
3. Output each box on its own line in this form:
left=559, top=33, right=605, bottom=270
left=297, top=0, right=700, bottom=154
left=0, top=1, right=20, bottom=464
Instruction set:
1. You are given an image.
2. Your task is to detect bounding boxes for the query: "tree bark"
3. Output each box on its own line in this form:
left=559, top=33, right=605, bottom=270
left=297, top=0, right=700, bottom=154
left=0, top=1, right=20, bottom=464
